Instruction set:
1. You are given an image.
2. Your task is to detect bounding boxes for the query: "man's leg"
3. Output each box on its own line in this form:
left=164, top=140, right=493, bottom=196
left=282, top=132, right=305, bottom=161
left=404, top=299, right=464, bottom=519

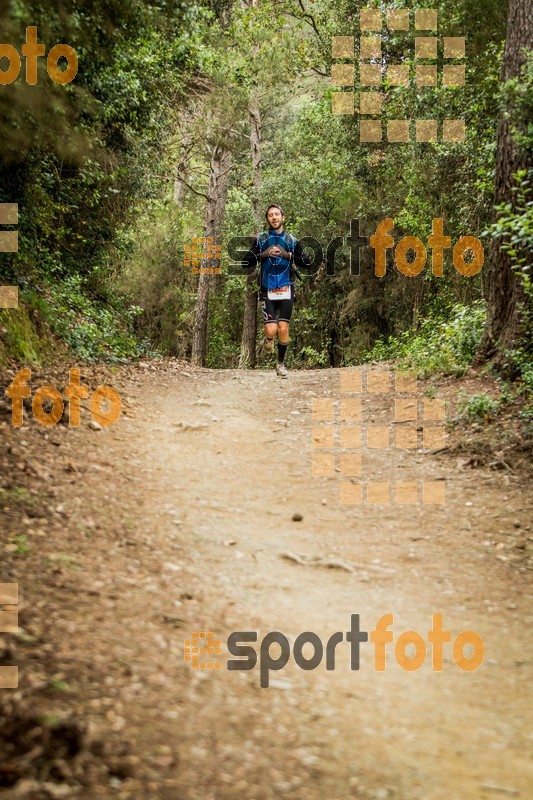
left=275, top=294, right=293, bottom=377
left=263, top=321, right=278, bottom=353
left=259, top=293, right=277, bottom=354
left=277, top=321, right=289, bottom=362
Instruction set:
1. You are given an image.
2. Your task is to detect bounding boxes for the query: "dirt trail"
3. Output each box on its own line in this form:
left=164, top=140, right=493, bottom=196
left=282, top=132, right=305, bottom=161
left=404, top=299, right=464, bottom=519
left=2, top=364, right=532, bottom=800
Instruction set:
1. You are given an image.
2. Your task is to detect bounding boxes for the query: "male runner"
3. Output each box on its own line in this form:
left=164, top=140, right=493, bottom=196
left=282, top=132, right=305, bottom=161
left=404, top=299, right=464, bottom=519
left=243, top=204, right=311, bottom=378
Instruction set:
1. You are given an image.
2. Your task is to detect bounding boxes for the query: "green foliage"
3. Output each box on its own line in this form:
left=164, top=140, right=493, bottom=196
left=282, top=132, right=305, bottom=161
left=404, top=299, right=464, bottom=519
left=499, top=49, right=533, bottom=154
left=457, top=392, right=499, bottom=423
left=489, top=173, right=533, bottom=277
left=0, top=0, right=203, bottom=363
left=0, top=305, right=58, bottom=366
left=117, top=200, right=192, bottom=358
left=48, top=678, right=75, bottom=692
left=40, top=277, right=144, bottom=362
left=0, top=487, right=44, bottom=514
left=486, top=169, right=533, bottom=384
left=364, top=301, right=487, bottom=377
left=14, top=535, right=30, bottom=555
left=296, top=346, right=328, bottom=368
left=505, top=345, right=533, bottom=394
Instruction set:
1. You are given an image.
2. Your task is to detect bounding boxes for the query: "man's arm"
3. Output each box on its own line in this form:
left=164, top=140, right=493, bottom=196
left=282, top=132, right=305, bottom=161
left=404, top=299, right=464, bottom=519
left=227, top=236, right=260, bottom=275
left=293, top=239, right=313, bottom=271
left=241, top=237, right=261, bottom=271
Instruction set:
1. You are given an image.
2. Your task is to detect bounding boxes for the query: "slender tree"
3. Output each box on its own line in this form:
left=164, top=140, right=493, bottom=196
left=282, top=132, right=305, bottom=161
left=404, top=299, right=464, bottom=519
left=191, top=144, right=233, bottom=365
left=238, top=92, right=263, bottom=368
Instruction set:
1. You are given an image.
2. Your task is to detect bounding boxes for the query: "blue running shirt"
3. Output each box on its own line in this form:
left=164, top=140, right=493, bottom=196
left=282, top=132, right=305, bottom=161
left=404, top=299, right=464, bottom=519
left=258, top=231, right=295, bottom=290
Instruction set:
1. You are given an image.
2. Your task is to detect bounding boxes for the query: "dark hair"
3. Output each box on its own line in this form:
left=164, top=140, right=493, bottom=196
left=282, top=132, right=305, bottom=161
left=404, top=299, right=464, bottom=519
left=265, top=204, right=284, bottom=220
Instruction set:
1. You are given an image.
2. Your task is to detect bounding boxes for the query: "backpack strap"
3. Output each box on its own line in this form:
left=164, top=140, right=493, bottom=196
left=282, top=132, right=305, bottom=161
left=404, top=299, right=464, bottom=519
left=284, top=233, right=303, bottom=282
left=257, top=231, right=303, bottom=284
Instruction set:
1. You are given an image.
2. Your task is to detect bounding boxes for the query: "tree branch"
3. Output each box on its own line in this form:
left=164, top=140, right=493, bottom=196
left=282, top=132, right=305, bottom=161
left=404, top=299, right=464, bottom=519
left=175, top=175, right=209, bottom=200
left=309, top=65, right=329, bottom=77
left=297, top=0, right=321, bottom=39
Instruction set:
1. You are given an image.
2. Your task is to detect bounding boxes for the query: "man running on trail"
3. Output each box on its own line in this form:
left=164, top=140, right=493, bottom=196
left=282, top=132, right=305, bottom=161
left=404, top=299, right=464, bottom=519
left=243, top=204, right=311, bottom=378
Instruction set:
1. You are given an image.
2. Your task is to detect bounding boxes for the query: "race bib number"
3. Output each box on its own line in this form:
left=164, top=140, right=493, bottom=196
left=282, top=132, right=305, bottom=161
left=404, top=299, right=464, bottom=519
left=268, top=285, right=291, bottom=301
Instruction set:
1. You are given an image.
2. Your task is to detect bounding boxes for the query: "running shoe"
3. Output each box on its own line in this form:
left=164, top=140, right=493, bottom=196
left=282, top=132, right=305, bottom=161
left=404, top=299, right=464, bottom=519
left=276, top=363, right=288, bottom=378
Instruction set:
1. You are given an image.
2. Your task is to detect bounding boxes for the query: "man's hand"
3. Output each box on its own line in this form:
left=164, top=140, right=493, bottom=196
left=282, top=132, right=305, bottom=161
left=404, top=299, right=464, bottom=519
left=261, top=245, right=279, bottom=258
left=265, top=245, right=290, bottom=259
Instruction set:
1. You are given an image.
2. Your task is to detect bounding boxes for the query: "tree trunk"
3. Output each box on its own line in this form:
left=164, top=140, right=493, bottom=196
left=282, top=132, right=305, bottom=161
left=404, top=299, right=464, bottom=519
left=191, top=145, right=232, bottom=366
left=477, top=0, right=533, bottom=366
left=238, top=94, right=262, bottom=369
left=173, top=132, right=191, bottom=206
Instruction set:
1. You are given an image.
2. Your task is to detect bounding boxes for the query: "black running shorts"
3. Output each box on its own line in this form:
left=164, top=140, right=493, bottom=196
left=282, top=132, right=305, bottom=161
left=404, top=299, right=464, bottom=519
left=259, top=286, right=294, bottom=324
